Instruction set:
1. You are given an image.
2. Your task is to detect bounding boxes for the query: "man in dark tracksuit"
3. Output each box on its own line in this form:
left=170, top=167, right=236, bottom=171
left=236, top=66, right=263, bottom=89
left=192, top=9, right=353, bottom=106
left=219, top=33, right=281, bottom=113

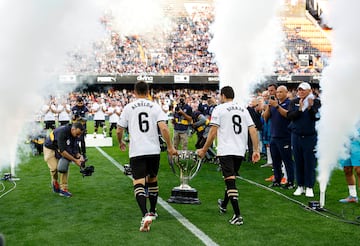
left=71, top=97, right=89, bottom=159
left=263, top=85, right=295, bottom=189
left=287, top=82, right=321, bottom=198
left=247, top=98, right=263, bottom=161
left=43, top=123, right=84, bottom=197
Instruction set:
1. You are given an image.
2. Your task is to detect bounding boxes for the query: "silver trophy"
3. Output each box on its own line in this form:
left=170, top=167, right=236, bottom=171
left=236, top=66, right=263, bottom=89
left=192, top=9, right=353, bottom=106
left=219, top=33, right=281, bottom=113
left=167, top=150, right=203, bottom=204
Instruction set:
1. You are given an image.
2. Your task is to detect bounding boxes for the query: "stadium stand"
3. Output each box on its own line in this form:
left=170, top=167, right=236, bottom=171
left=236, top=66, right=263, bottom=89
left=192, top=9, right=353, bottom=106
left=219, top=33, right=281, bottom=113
left=64, top=0, right=331, bottom=77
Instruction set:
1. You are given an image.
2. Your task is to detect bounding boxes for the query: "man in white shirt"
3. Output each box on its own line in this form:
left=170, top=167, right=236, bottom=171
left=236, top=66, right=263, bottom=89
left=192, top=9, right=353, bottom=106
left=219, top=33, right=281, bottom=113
left=42, top=97, right=57, bottom=130
left=57, top=98, right=71, bottom=126
left=91, top=97, right=107, bottom=137
left=117, top=81, right=177, bottom=232
left=107, top=99, right=121, bottom=138
left=197, top=86, right=260, bottom=226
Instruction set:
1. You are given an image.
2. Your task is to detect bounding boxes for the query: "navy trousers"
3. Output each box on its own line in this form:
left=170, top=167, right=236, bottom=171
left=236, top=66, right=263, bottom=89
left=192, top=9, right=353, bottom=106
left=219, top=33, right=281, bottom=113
left=291, top=134, right=317, bottom=188
left=270, top=137, right=295, bottom=184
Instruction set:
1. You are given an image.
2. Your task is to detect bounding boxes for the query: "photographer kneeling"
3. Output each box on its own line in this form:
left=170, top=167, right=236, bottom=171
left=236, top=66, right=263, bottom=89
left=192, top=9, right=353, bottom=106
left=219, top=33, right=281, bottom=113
left=43, top=122, right=86, bottom=197
left=172, top=94, right=193, bottom=150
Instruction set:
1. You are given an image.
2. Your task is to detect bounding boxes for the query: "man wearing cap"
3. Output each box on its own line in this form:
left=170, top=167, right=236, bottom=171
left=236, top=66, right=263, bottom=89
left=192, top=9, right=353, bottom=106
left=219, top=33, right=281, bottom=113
left=71, top=96, right=89, bottom=159
left=287, top=82, right=321, bottom=197
left=198, top=94, right=210, bottom=117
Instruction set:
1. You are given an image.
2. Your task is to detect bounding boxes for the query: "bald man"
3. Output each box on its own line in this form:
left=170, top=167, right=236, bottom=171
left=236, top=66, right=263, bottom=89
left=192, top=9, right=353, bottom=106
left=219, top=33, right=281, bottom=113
left=263, top=85, right=295, bottom=189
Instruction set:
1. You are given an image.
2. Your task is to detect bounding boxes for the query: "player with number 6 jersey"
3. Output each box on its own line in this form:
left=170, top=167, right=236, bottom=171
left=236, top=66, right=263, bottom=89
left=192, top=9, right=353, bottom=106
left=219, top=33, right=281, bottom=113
left=116, top=81, right=177, bottom=232
left=118, top=94, right=167, bottom=158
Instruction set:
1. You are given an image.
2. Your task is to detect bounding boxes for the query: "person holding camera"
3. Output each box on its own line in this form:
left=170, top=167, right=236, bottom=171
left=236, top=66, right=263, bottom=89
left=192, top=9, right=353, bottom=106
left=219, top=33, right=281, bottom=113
left=43, top=122, right=85, bottom=197
left=71, top=96, right=89, bottom=160
left=172, top=94, right=193, bottom=150
left=198, top=94, right=210, bottom=117
left=263, top=85, right=295, bottom=189
left=117, top=81, right=177, bottom=232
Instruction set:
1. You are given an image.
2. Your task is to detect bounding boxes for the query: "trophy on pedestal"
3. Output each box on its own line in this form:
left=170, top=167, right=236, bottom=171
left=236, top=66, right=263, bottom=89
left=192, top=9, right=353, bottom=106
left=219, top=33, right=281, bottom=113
left=167, top=150, right=203, bottom=204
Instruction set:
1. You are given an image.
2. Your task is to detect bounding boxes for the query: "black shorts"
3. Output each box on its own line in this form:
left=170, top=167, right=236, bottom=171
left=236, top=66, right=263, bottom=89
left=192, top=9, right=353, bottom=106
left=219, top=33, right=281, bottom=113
left=44, top=121, right=56, bottom=130
left=219, top=155, right=244, bottom=178
left=59, top=121, right=70, bottom=126
left=130, top=154, right=160, bottom=180
left=94, top=120, right=105, bottom=128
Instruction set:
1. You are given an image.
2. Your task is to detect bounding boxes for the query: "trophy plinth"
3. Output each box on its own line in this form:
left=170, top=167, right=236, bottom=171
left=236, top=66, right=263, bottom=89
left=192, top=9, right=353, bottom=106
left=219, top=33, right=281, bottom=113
left=167, top=150, right=202, bottom=204
left=168, top=187, right=200, bottom=204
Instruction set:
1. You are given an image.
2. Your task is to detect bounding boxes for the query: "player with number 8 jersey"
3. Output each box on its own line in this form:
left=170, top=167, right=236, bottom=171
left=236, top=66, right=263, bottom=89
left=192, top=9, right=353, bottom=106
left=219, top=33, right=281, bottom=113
left=210, top=100, right=254, bottom=157
left=197, top=86, right=260, bottom=226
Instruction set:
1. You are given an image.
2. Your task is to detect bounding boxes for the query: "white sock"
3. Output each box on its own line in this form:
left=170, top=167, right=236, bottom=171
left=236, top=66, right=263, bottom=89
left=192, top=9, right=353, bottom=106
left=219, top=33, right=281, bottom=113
left=348, top=185, right=357, bottom=197
left=266, top=146, right=272, bottom=164
left=281, top=162, right=288, bottom=179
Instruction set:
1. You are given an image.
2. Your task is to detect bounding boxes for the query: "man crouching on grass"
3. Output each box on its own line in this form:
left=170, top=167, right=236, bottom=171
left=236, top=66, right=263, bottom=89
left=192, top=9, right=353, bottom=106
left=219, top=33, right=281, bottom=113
left=117, top=81, right=177, bottom=232
left=43, top=122, right=85, bottom=197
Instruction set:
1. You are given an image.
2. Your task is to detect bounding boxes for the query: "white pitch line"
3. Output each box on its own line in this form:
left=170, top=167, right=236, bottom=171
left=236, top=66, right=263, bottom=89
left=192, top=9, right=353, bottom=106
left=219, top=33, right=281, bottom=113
left=95, top=147, right=218, bottom=246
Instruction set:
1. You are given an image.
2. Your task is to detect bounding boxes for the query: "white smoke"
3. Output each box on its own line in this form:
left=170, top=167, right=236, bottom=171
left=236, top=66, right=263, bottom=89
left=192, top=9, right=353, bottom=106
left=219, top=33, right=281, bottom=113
left=98, top=0, right=174, bottom=41
left=317, top=1, right=360, bottom=193
left=0, top=0, right=104, bottom=172
left=0, top=0, right=180, bottom=173
left=209, top=0, right=284, bottom=103
left=98, top=0, right=172, bottom=35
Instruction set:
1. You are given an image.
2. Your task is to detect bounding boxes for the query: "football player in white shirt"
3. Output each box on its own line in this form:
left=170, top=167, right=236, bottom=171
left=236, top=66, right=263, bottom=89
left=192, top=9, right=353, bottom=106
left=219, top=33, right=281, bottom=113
left=107, top=99, right=121, bottom=138
left=42, top=97, right=57, bottom=130
left=117, top=81, right=177, bottom=232
left=197, top=86, right=260, bottom=226
left=91, top=97, right=107, bottom=137
left=57, top=98, right=71, bottom=126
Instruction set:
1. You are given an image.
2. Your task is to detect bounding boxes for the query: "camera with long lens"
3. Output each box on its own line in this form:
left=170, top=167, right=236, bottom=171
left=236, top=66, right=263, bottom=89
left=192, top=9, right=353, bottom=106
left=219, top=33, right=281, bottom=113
left=175, top=98, right=185, bottom=112
left=123, top=164, right=132, bottom=176
left=79, top=159, right=94, bottom=177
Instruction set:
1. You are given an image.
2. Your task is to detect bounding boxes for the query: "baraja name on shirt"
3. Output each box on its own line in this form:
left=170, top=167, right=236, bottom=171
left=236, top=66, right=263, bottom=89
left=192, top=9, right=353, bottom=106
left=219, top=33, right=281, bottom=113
left=131, top=101, right=154, bottom=110
left=226, top=105, right=244, bottom=112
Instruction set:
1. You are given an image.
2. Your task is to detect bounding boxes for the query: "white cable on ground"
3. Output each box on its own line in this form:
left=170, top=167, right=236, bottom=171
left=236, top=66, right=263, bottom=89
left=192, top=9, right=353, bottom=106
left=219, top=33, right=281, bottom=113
left=237, top=175, right=360, bottom=226
left=0, top=180, right=17, bottom=199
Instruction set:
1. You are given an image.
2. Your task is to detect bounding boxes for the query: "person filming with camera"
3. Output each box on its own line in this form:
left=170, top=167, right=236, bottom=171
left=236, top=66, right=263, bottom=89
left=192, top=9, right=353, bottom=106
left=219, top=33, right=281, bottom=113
left=172, top=94, right=193, bottom=150
left=43, top=122, right=87, bottom=197
left=71, top=96, right=89, bottom=160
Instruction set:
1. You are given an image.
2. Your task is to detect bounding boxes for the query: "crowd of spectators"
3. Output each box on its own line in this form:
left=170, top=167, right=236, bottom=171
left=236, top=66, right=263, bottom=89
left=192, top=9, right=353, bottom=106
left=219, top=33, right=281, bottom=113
left=36, top=88, right=219, bottom=123
left=64, top=4, right=326, bottom=76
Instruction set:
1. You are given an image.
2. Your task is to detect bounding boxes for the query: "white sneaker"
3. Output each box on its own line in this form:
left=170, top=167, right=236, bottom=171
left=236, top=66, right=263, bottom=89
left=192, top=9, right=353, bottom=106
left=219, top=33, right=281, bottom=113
left=147, top=212, right=158, bottom=221
left=139, top=215, right=152, bottom=232
left=293, top=186, right=304, bottom=196
left=305, top=187, right=314, bottom=198
left=260, top=163, right=273, bottom=168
